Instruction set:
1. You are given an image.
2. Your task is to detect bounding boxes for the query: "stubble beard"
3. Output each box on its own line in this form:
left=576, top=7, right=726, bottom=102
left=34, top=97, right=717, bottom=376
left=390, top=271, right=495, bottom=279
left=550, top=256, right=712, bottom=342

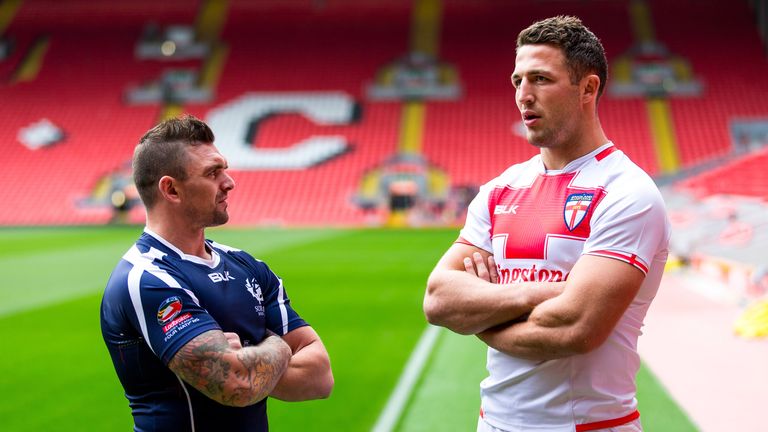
left=209, top=205, right=229, bottom=227
left=526, top=127, right=556, bottom=149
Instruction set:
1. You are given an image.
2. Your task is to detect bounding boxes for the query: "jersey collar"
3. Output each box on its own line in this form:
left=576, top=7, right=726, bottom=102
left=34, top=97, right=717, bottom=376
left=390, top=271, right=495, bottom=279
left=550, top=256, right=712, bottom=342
left=539, top=142, right=615, bottom=174
left=143, top=227, right=220, bottom=268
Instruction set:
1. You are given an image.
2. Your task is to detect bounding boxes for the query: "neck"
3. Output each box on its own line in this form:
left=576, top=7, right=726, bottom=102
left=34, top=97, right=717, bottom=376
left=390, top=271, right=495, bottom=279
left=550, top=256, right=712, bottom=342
left=146, top=211, right=210, bottom=259
left=540, top=118, right=608, bottom=171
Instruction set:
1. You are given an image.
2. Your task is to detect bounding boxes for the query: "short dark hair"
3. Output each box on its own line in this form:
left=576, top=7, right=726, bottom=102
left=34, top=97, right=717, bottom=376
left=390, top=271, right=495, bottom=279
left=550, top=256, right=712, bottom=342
left=132, top=115, right=215, bottom=208
left=517, top=15, right=608, bottom=101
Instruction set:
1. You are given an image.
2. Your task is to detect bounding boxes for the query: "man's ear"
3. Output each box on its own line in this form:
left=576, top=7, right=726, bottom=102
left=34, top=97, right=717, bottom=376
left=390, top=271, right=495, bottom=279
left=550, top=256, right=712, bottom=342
left=158, top=176, right=182, bottom=204
left=581, top=74, right=600, bottom=104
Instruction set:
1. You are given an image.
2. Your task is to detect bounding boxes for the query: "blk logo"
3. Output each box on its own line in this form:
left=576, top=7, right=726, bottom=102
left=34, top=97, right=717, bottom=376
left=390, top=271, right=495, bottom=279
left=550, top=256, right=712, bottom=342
left=494, top=204, right=519, bottom=215
left=208, top=271, right=235, bottom=283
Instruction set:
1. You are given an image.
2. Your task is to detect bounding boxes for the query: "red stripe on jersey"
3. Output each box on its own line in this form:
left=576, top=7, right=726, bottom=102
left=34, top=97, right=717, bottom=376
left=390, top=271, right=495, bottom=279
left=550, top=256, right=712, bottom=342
left=595, top=145, right=617, bottom=161
left=576, top=410, right=639, bottom=431
left=589, top=250, right=649, bottom=274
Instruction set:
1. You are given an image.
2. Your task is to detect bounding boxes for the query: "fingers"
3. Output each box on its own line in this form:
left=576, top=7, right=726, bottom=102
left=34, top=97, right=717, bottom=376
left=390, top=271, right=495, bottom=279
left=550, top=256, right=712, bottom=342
left=223, top=332, right=243, bottom=350
left=487, top=255, right=499, bottom=284
left=463, top=252, right=498, bottom=283
left=473, top=252, right=490, bottom=281
left=463, top=256, right=477, bottom=276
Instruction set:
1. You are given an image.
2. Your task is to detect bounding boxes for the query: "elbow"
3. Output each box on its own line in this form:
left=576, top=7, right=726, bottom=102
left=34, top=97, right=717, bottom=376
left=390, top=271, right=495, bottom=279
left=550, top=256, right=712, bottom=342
left=423, top=276, right=450, bottom=326
left=316, top=370, right=334, bottom=399
left=302, top=352, right=335, bottom=400
left=422, top=293, right=443, bottom=326
left=423, top=295, right=474, bottom=335
left=312, top=355, right=335, bottom=399
left=563, top=325, right=606, bottom=355
left=424, top=273, right=476, bottom=335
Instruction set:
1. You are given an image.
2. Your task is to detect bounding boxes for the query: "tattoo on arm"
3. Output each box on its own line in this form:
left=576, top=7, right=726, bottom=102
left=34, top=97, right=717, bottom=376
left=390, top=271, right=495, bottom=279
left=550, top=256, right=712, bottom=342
left=169, top=330, right=291, bottom=407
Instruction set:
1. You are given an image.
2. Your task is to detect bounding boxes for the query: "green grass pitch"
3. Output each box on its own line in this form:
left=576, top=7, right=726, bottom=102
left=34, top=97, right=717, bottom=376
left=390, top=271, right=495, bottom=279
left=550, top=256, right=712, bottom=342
left=0, top=226, right=697, bottom=431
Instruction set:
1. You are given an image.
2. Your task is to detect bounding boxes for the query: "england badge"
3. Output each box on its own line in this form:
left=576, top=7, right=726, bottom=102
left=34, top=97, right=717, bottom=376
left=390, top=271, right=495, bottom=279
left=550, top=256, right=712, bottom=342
left=563, top=193, right=594, bottom=231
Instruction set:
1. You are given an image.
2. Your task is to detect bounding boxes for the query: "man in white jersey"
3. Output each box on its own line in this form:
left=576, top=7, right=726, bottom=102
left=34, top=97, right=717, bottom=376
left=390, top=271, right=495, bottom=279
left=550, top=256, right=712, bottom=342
left=423, top=16, right=669, bottom=432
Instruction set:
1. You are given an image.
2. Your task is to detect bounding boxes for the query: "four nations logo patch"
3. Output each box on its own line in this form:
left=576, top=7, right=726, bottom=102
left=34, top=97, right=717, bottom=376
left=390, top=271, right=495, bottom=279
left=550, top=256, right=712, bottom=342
left=157, top=296, right=183, bottom=325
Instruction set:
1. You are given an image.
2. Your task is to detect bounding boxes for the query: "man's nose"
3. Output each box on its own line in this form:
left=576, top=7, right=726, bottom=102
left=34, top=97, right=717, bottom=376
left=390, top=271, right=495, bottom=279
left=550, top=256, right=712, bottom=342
left=222, top=172, right=235, bottom=191
left=517, top=79, right=534, bottom=107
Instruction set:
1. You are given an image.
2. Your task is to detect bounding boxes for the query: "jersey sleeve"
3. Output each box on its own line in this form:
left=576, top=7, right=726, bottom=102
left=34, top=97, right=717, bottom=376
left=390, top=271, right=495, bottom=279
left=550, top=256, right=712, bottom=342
left=258, top=263, right=308, bottom=336
left=133, top=268, right=221, bottom=365
left=583, top=178, right=670, bottom=274
left=458, top=181, right=494, bottom=252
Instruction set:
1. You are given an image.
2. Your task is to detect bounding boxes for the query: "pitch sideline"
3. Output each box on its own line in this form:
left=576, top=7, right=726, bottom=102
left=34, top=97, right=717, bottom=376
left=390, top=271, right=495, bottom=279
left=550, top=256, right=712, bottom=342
left=371, top=324, right=442, bottom=432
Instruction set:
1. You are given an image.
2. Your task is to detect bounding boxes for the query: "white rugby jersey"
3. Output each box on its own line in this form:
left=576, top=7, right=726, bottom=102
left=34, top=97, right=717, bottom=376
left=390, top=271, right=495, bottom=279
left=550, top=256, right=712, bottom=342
left=459, top=143, right=670, bottom=431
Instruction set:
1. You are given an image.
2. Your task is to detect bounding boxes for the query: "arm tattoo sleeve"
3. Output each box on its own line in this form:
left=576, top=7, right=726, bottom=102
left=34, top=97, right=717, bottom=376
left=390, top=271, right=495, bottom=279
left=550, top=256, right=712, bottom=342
left=169, top=330, right=291, bottom=407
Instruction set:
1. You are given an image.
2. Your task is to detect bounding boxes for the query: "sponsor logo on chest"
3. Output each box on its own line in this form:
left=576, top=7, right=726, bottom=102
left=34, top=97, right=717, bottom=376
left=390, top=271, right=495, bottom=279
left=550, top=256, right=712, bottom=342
left=208, top=271, right=235, bottom=283
left=494, top=204, right=519, bottom=215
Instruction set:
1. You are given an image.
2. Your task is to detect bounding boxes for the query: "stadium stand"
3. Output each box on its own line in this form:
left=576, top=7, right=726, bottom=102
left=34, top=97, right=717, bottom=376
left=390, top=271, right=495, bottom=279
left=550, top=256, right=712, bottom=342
left=650, top=0, right=768, bottom=166
left=0, top=0, right=765, bottom=230
left=676, top=147, right=768, bottom=200
left=0, top=1, right=198, bottom=225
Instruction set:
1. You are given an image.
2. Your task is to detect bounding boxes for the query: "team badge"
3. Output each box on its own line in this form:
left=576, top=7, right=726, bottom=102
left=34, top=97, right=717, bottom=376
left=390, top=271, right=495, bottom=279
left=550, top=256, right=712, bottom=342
left=245, top=278, right=264, bottom=302
left=157, top=296, right=183, bottom=324
left=563, top=193, right=594, bottom=231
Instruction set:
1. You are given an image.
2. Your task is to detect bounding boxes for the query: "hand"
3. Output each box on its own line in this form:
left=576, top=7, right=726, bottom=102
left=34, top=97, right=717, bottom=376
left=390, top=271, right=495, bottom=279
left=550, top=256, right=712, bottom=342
left=224, top=332, right=243, bottom=350
left=463, top=252, right=499, bottom=283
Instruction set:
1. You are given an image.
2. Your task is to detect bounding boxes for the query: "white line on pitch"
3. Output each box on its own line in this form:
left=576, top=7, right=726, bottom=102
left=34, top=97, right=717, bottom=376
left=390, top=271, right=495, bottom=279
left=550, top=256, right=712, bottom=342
left=371, top=324, right=442, bottom=432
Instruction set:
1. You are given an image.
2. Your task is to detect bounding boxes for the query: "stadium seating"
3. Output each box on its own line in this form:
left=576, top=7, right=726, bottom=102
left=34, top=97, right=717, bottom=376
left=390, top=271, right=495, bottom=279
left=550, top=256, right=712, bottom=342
left=649, top=0, right=768, bottom=166
left=675, top=147, right=768, bottom=199
left=0, top=1, right=198, bottom=224
left=0, top=0, right=765, bottom=226
left=424, top=0, right=659, bottom=184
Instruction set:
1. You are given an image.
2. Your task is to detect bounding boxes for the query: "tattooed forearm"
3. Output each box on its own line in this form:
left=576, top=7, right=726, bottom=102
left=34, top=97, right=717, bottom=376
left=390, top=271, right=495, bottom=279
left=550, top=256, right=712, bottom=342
left=169, top=330, right=291, bottom=407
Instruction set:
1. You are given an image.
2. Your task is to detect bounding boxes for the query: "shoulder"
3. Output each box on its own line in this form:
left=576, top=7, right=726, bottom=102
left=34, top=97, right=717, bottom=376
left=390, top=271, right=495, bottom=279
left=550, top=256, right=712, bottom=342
left=111, top=243, right=198, bottom=294
left=475, top=155, right=541, bottom=199
left=209, top=240, right=274, bottom=275
left=103, top=253, right=136, bottom=300
left=210, top=240, right=254, bottom=265
left=492, top=155, right=540, bottom=186
left=599, top=152, right=664, bottom=205
left=587, top=152, right=669, bottom=232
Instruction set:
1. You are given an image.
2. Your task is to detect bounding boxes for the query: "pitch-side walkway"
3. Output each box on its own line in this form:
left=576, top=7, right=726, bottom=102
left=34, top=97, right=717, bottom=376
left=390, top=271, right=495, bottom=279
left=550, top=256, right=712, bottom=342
left=639, top=271, right=768, bottom=432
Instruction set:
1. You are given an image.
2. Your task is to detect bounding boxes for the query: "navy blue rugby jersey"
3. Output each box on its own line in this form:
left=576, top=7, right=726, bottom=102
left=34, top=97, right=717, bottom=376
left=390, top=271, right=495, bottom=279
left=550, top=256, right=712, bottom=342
left=100, top=229, right=307, bottom=432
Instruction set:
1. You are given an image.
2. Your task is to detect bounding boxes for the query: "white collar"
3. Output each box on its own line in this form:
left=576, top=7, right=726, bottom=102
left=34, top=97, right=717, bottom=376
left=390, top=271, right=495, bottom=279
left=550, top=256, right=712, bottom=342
left=143, top=227, right=219, bottom=268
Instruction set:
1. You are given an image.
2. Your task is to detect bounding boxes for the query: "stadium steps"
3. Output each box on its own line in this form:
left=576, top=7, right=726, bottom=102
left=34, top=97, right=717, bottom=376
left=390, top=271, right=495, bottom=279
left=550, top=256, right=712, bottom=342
left=649, top=0, right=768, bottom=167
left=0, top=0, right=22, bottom=35
left=11, top=34, right=48, bottom=83
left=646, top=98, right=681, bottom=174
left=627, top=0, right=682, bottom=174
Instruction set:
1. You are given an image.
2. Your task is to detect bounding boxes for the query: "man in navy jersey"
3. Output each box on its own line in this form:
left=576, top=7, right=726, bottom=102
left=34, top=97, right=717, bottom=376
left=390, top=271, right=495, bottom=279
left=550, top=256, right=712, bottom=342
left=101, top=115, right=333, bottom=431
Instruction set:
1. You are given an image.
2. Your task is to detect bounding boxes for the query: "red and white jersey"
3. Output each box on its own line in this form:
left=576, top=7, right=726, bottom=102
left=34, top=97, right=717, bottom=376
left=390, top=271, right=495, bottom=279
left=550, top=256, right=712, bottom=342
left=460, top=143, right=670, bottom=431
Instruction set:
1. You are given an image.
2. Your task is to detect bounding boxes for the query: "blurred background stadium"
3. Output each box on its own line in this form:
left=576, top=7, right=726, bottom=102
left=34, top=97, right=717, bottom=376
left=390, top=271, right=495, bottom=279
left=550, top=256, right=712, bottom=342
left=0, top=0, right=767, bottom=430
